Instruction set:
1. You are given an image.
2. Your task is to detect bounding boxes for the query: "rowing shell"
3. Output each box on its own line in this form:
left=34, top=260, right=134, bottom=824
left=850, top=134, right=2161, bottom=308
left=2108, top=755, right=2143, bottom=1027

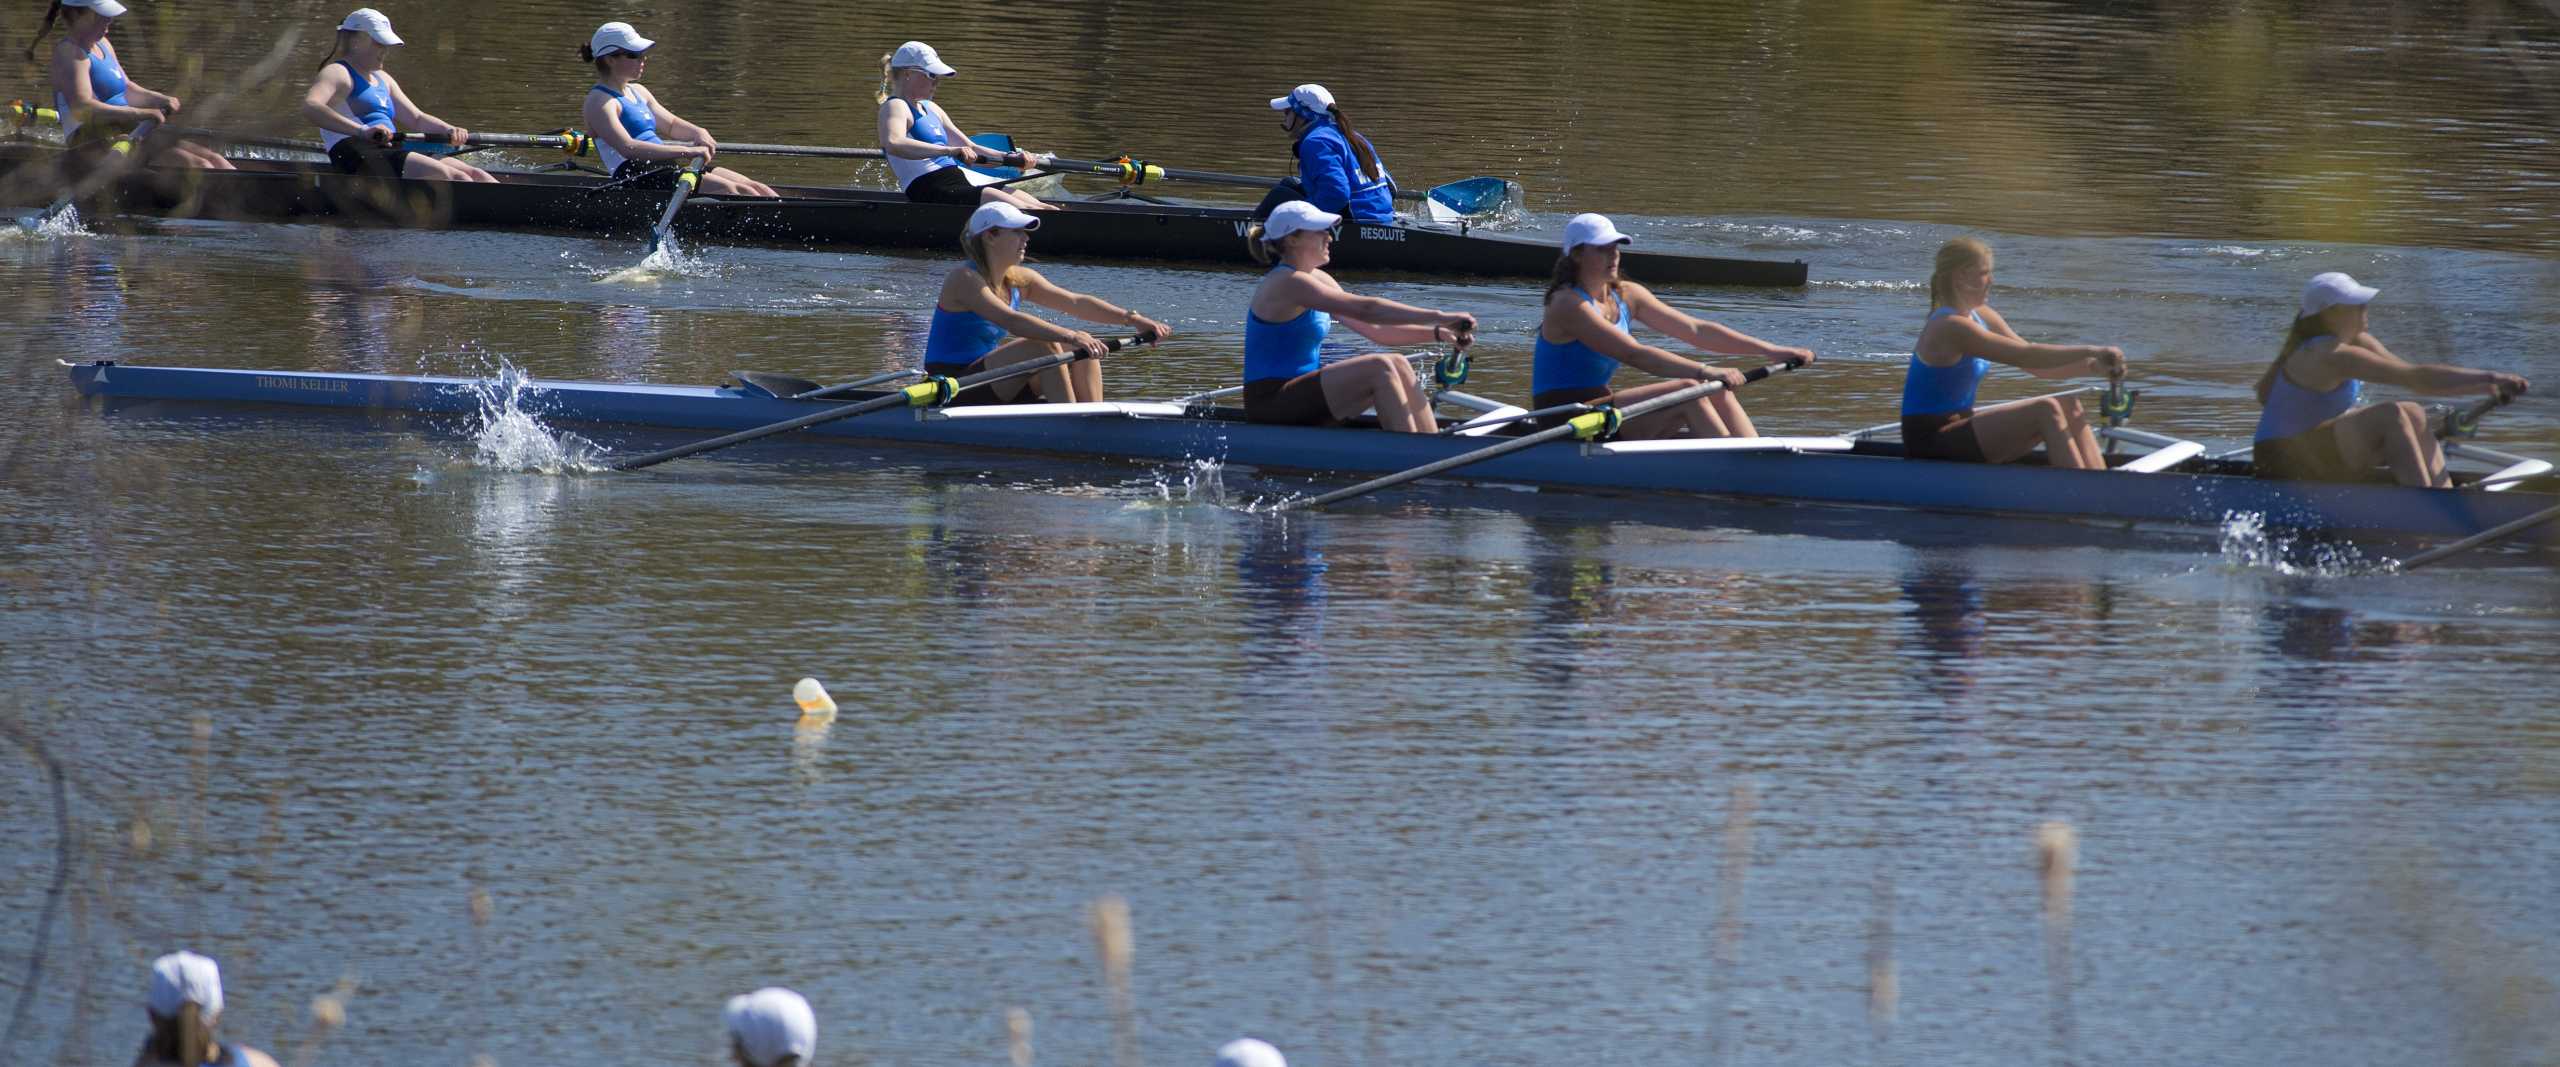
left=0, top=144, right=1808, bottom=287
left=62, top=361, right=2559, bottom=547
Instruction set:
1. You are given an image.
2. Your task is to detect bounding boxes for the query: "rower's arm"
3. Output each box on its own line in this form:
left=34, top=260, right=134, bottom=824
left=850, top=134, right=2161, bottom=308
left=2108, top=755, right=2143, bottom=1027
left=55, top=47, right=161, bottom=125
left=300, top=66, right=375, bottom=138
left=952, top=277, right=1090, bottom=346
left=585, top=91, right=697, bottom=164
left=1294, top=135, right=1356, bottom=213
left=1625, top=283, right=1811, bottom=363
left=1289, top=275, right=1468, bottom=345
left=877, top=100, right=968, bottom=162
left=1554, top=296, right=1714, bottom=380
left=1931, top=317, right=2118, bottom=379
left=380, top=74, right=453, bottom=138
left=2328, top=341, right=2528, bottom=396
left=642, top=90, right=711, bottom=146
left=1017, top=270, right=1167, bottom=336
left=1975, top=304, right=2028, bottom=342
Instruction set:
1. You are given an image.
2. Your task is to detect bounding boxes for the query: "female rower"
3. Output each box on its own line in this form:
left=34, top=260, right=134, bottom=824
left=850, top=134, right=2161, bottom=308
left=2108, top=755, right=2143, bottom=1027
left=134, top=951, right=281, bottom=1067
left=1243, top=200, right=1475, bottom=433
left=875, top=41, right=1052, bottom=210
left=1533, top=213, right=1813, bottom=438
left=1903, top=237, right=2126, bottom=468
left=300, top=8, right=496, bottom=182
left=1257, top=84, right=1392, bottom=223
left=724, top=987, right=817, bottom=1067
left=29, top=0, right=232, bottom=168
left=2251, top=272, right=2528, bottom=487
left=923, top=202, right=1171, bottom=404
left=580, top=21, right=777, bottom=198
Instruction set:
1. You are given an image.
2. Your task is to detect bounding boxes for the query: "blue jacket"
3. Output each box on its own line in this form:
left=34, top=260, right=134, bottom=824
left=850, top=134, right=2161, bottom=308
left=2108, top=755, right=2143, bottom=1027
left=1294, top=119, right=1395, bottom=222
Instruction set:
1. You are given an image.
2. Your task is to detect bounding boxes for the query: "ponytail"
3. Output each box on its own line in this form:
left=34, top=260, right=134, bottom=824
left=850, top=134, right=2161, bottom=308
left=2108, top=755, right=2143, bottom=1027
left=875, top=52, right=895, bottom=105
left=2253, top=314, right=2327, bottom=405
left=1244, top=223, right=1285, bottom=266
left=959, top=231, right=1022, bottom=295
left=315, top=28, right=356, bottom=72
left=24, top=2, right=64, bottom=63
left=144, top=1005, right=216, bottom=1067
left=578, top=43, right=611, bottom=75
left=1544, top=250, right=1624, bottom=305
left=1327, top=105, right=1382, bottom=182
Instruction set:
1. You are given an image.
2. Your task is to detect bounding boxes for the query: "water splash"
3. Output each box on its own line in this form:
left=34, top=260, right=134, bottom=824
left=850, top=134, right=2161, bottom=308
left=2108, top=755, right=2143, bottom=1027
left=459, top=364, right=606, bottom=473
left=1143, top=457, right=1233, bottom=506
left=2215, top=511, right=2386, bottom=576
left=592, top=234, right=716, bottom=284
left=8, top=204, right=90, bottom=239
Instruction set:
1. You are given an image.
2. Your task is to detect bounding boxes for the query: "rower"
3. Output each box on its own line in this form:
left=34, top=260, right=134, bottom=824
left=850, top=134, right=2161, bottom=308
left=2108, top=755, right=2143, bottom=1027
left=301, top=8, right=498, bottom=183
left=1242, top=200, right=1475, bottom=433
left=1902, top=237, right=2126, bottom=468
left=28, top=0, right=232, bottom=168
left=875, top=41, right=1053, bottom=210
left=135, top=952, right=282, bottom=1067
left=579, top=21, right=779, bottom=198
left=724, top=987, right=817, bottom=1067
left=1257, top=84, right=1393, bottom=223
left=922, top=202, right=1172, bottom=404
left=1532, top=213, right=1813, bottom=438
left=2250, top=272, right=2529, bottom=487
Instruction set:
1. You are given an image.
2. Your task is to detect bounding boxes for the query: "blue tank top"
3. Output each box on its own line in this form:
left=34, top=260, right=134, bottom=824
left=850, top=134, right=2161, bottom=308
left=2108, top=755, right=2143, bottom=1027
left=1531, top=287, right=1630, bottom=395
left=1243, top=267, right=1334, bottom=383
left=56, top=44, right=128, bottom=140
left=1902, top=308, right=1994, bottom=416
left=344, top=62, right=394, bottom=129
left=2253, top=336, right=2362, bottom=442
left=887, top=99, right=961, bottom=188
left=922, top=275, right=1021, bottom=367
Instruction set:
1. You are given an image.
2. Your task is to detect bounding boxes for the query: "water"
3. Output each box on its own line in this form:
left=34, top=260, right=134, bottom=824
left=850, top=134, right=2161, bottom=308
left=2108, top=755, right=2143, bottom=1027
left=5, top=3, right=2560, bottom=1065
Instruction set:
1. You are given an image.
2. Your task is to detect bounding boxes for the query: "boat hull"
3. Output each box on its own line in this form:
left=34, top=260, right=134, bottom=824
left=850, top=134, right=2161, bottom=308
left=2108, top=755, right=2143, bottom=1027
left=63, top=361, right=2559, bottom=547
left=0, top=144, right=1808, bottom=286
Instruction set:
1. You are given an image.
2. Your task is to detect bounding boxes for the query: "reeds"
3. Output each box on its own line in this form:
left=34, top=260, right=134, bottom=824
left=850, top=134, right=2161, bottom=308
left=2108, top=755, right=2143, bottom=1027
left=2036, top=821, right=2078, bottom=1064
left=1088, top=895, right=1138, bottom=1067
left=1708, top=780, right=1757, bottom=1067
left=1006, top=1006, right=1034, bottom=1067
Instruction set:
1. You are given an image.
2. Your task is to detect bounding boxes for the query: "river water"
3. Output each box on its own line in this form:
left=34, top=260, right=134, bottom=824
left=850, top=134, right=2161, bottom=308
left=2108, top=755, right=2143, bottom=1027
left=4, top=2, right=2558, bottom=1065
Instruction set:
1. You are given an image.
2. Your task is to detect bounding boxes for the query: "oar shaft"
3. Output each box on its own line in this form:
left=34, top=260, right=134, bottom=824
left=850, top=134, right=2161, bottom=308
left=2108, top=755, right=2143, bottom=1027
left=2398, top=502, right=2560, bottom=570
left=2438, top=390, right=2520, bottom=439
left=697, top=140, right=886, bottom=160
left=800, top=368, right=923, bottom=401
left=610, top=333, right=1153, bottom=471
left=1045, top=154, right=1430, bottom=203
left=646, top=159, right=708, bottom=253
left=1287, top=360, right=1805, bottom=510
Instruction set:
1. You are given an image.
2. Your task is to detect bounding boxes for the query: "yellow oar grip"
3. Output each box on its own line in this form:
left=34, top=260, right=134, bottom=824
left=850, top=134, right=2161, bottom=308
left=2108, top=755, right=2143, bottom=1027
left=1141, top=165, right=1165, bottom=181
left=1566, top=409, right=1616, bottom=441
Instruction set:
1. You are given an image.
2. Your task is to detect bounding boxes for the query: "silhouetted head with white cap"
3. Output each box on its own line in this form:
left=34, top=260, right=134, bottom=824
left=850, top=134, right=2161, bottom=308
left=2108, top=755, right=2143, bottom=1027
left=725, top=987, right=818, bottom=1067
left=137, top=951, right=276, bottom=1067
left=1215, top=1037, right=1288, bottom=1067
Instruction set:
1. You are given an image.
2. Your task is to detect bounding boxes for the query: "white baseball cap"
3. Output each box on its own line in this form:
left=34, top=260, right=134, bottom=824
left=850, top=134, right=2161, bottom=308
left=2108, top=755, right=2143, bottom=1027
left=892, top=41, right=957, bottom=77
left=589, top=22, right=654, bottom=58
left=1268, top=84, right=1335, bottom=114
left=65, top=0, right=129, bottom=17
left=1562, top=213, right=1634, bottom=253
left=337, top=8, right=402, bottom=46
left=147, top=952, right=223, bottom=1022
left=1262, top=200, right=1341, bottom=241
left=1214, top=1038, right=1288, bottom=1067
left=964, top=201, right=1042, bottom=239
left=723, top=988, right=816, bottom=1067
left=2300, top=271, right=2379, bottom=317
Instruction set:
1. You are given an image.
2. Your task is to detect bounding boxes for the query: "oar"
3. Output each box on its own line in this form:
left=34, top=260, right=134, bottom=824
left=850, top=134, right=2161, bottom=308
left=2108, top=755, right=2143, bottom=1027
left=2398, top=502, right=2560, bottom=571
left=1280, top=358, right=1810, bottom=511
left=2438, top=389, right=2522, bottom=440
left=1042, top=154, right=1517, bottom=215
left=20, top=118, right=156, bottom=231
left=609, top=332, right=1157, bottom=471
left=1438, top=399, right=1596, bottom=436
left=644, top=157, right=709, bottom=256
left=5, top=101, right=60, bottom=126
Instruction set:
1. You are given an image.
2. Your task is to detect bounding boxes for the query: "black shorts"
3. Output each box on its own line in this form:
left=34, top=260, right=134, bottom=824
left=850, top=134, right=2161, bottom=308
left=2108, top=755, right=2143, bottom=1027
left=1902, top=410, right=1988, bottom=463
left=1244, top=372, right=1339, bottom=427
left=2253, top=425, right=2360, bottom=482
left=610, top=160, right=681, bottom=191
left=903, top=166, right=980, bottom=205
left=327, top=139, right=410, bottom=178
left=922, top=359, right=1039, bottom=406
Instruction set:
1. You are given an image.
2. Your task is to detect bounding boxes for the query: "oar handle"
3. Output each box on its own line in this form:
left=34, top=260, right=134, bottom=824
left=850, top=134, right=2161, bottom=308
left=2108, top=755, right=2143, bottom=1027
left=7, top=101, right=61, bottom=126
left=609, top=332, right=1156, bottom=471
left=2439, top=387, right=2525, bottom=439
left=393, top=129, right=597, bottom=157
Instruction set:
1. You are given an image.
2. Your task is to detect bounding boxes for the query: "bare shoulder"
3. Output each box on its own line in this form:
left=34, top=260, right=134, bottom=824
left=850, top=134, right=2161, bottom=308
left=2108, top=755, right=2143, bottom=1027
left=235, top=1046, right=284, bottom=1067
left=1618, top=280, right=1660, bottom=304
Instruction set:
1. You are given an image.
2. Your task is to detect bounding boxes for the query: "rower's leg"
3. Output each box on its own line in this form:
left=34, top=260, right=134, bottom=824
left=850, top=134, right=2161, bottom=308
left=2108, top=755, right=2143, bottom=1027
left=979, top=338, right=1067, bottom=403
left=174, top=141, right=235, bottom=171
left=1319, top=354, right=1430, bottom=433
left=2060, top=397, right=2104, bottom=468
left=1707, top=389, right=1758, bottom=439
left=1611, top=381, right=1727, bottom=439
left=1068, top=357, right=1104, bottom=403
left=1967, top=396, right=2075, bottom=465
left=980, top=185, right=1055, bottom=212
left=2340, top=402, right=2446, bottom=487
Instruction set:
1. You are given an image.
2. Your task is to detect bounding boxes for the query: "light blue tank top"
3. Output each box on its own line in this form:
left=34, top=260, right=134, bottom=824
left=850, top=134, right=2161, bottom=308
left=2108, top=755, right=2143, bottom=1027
left=344, top=62, right=394, bottom=129
left=922, top=274, right=1021, bottom=367
left=1243, top=267, right=1333, bottom=383
left=1902, top=308, right=1994, bottom=416
left=2254, top=336, right=2361, bottom=442
left=591, top=84, right=662, bottom=172
left=887, top=98, right=961, bottom=187
left=55, top=44, right=128, bottom=141
left=1531, top=287, right=1630, bottom=395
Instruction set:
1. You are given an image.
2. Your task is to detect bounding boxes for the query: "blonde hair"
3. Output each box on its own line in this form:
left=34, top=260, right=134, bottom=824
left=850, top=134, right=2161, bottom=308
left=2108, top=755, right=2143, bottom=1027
left=2252, top=314, right=2330, bottom=405
left=876, top=52, right=896, bottom=105
left=1244, top=223, right=1285, bottom=266
left=1928, top=237, right=1992, bottom=309
left=960, top=230, right=1025, bottom=295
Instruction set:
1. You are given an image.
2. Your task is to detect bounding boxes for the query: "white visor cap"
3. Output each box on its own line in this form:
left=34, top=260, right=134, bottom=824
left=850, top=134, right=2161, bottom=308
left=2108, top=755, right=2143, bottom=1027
left=337, top=7, right=402, bottom=46
left=589, top=22, right=654, bottom=58
left=1214, top=1038, right=1290, bottom=1067
left=723, top=988, right=817, bottom=1067
left=1262, top=200, right=1342, bottom=242
left=2300, top=271, right=2379, bottom=317
left=893, top=41, right=957, bottom=77
left=965, top=201, right=1042, bottom=239
left=1562, top=213, right=1632, bottom=252
left=1269, top=83, right=1335, bottom=113
left=147, top=952, right=224, bottom=1022
left=66, top=0, right=130, bottom=17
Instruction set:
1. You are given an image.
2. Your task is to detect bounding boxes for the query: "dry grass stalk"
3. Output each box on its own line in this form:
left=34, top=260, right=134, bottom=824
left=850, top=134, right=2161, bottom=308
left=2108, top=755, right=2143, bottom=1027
left=286, top=977, right=357, bottom=1067
left=2036, top=821, right=2078, bottom=1064
left=1868, top=870, right=1897, bottom=1052
left=1708, top=780, right=1757, bottom=1067
left=1006, top=1006, right=1034, bottom=1067
left=1088, top=895, right=1139, bottom=1067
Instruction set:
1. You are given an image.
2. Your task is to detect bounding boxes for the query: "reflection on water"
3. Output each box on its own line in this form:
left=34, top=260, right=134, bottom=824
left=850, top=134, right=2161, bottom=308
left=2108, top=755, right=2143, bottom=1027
left=1234, top=514, right=1327, bottom=675
left=1901, top=552, right=1991, bottom=706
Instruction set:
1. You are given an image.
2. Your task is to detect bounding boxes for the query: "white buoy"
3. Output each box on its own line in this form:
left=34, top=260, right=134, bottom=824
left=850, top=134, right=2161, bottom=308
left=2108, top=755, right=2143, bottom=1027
left=793, top=678, right=838, bottom=727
